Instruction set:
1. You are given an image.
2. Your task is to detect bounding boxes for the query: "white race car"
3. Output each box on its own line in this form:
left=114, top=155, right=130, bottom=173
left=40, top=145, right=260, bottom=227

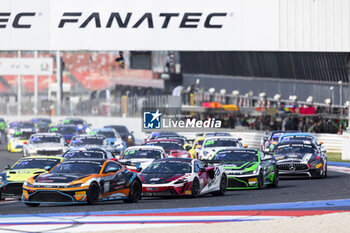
left=198, top=136, right=245, bottom=160
left=23, top=133, right=67, bottom=157
left=119, top=146, right=166, bottom=172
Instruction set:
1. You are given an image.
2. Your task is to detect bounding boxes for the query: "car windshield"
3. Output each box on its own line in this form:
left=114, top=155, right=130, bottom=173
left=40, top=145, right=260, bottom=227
left=113, top=126, right=129, bottom=133
left=13, top=131, right=35, bottom=140
left=155, top=137, right=185, bottom=145
left=33, top=119, right=51, bottom=125
left=145, top=141, right=183, bottom=151
left=71, top=137, right=104, bottom=146
left=274, top=144, right=317, bottom=154
left=30, top=136, right=62, bottom=144
left=50, top=161, right=103, bottom=174
left=97, top=131, right=115, bottom=138
left=18, top=122, right=35, bottom=128
left=50, top=126, right=76, bottom=134
left=281, top=136, right=315, bottom=143
left=271, top=133, right=284, bottom=142
left=12, top=158, right=61, bottom=170
left=63, top=119, right=84, bottom=125
left=123, top=149, right=162, bottom=159
left=142, top=161, right=192, bottom=174
left=63, top=150, right=106, bottom=159
left=204, top=138, right=238, bottom=148
left=206, top=132, right=231, bottom=137
left=213, top=150, right=258, bottom=162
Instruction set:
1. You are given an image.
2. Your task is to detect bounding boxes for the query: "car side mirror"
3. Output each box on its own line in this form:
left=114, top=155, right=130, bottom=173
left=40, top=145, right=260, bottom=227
left=5, top=164, right=10, bottom=170
left=44, top=166, right=51, bottom=171
left=184, top=145, right=192, bottom=151
left=106, top=167, right=118, bottom=173
left=263, top=155, right=273, bottom=160
left=110, top=141, right=115, bottom=145
left=130, top=131, right=134, bottom=134
left=195, top=145, right=201, bottom=149
left=199, top=167, right=206, bottom=172
left=318, top=141, right=324, bottom=145
left=243, top=144, right=248, bottom=148
left=136, top=167, right=142, bottom=172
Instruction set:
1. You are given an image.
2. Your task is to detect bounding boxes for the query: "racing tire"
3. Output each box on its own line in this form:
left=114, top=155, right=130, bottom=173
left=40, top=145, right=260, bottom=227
left=213, top=174, right=227, bottom=196
left=87, top=182, right=100, bottom=205
left=258, top=171, right=264, bottom=189
left=190, top=178, right=201, bottom=198
left=269, top=169, right=279, bottom=188
left=123, top=179, right=142, bottom=203
left=0, top=192, right=2, bottom=200
left=323, top=163, right=328, bottom=178
left=25, top=202, right=40, bottom=207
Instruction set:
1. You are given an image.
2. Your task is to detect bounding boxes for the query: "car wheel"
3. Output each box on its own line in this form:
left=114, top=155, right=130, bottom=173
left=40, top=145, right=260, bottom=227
left=124, top=179, right=142, bottom=203
left=324, top=163, right=328, bottom=178
left=213, top=174, right=227, bottom=196
left=269, top=169, right=279, bottom=187
left=191, top=178, right=200, bottom=198
left=258, top=171, right=264, bottom=189
left=0, top=192, right=2, bottom=200
left=87, top=182, right=100, bottom=205
left=25, top=202, right=40, bottom=207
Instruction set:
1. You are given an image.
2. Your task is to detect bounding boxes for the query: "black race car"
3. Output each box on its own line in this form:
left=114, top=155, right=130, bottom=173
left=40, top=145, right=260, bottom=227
left=273, top=140, right=327, bottom=178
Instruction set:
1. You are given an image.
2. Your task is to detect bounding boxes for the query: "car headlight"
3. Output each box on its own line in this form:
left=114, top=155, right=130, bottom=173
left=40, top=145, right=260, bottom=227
left=69, top=183, right=82, bottom=188
left=174, top=178, right=188, bottom=184
left=244, top=169, right=258, bottom=175
left=23, top=181, right=33, bottom=187
left=115, top=143, right=124, bottom=149
left=0, top=176, right=3, bottom=185
left=128, top=135, right=133, bottom=139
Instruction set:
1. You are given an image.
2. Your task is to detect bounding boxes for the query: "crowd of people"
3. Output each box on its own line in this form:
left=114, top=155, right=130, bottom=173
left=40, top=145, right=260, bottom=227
left=217, top=114, right=347, bottom=134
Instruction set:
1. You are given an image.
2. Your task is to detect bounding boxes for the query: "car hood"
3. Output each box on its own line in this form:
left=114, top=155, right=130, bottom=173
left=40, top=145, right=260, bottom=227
left=29, top=143, right=64, bottom=149
left=34, top=173, right=89, bottom=184
left=140, top=173, right=186, bottom=184
left=6, top=169, right=46, bottom=182
left=223, top=162, right=259, bottom=172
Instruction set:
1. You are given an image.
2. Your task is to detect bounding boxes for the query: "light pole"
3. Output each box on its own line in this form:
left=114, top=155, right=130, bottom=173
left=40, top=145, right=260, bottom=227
left=338, top=80, right=343, bottom=106
left=330, top=86, right=334, bottom=106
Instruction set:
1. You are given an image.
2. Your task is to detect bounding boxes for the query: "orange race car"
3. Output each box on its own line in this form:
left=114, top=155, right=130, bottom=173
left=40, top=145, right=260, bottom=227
left=22, top=159, right=142, bottom=206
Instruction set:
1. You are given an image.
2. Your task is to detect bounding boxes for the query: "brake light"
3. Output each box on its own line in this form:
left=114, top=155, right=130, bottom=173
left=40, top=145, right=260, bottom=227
left=67, top=140, right=71, bottom=143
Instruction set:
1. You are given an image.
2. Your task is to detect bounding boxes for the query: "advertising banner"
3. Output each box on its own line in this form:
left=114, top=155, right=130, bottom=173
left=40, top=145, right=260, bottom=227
left=0, top=58, right=53, bottom=75
left=0, top=0, right=279, bottom=51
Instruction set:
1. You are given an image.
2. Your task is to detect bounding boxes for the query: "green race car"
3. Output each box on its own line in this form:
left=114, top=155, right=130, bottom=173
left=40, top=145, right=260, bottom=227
left=0, top=117, right=6, bottom=132
left=210, top=148, right=279, bottom=189
left=0, top=156, right=64, bottom=199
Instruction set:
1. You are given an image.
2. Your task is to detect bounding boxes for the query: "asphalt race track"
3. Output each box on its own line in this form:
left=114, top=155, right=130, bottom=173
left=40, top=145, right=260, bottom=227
left=0, top=142, right=349, bottom=216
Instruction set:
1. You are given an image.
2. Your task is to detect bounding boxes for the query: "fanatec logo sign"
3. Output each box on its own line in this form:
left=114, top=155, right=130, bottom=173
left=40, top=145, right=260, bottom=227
left=0, top=12, right=228, bottom=29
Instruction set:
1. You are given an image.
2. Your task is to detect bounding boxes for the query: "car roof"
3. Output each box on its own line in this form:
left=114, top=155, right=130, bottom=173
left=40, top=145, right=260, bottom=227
left=61, top=158, right=107, bottom=162
left=279, top=133, right=316, bottom=140
left=146, top=139, right=182, bottom=143
left=19, top=156, right=64, bottom=160
left=204, top=136, right=239, bottom=140
left=154, top=158, right=193, bottom=163
left=126, top=145, right=164, bottom=151
left=31, top=133, right=62, bottom=137
left=72, top=134, right=105, bottom=139
left=277, top=140, right=316, bottom=146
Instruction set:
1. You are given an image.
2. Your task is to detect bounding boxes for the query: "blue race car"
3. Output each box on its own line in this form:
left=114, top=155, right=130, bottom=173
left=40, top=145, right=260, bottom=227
left=61, top=118, right=91, bottom=134
left=90, top=128, right=126, bottom=156
left=49, top=124, right=78, bottom=145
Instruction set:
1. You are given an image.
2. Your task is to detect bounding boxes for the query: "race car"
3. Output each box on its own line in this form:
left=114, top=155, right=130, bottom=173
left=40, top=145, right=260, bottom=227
left=69, top=135, right=114, bottom=152
left=6, top=121, right=36, bottom=144
left=104, top=125, right=135, bottom=146
left=90, top=128, right=126, bottom=156
left=31, top=118, right=52, bottom=133
left=7, top=128, right=36, bottom=152
left=0, top=156, right=64, bottom=200
left=62, top=147, right=115, bottom=160
left=119, top=146, right=166, bottom=172
left=49, top=124, right=78, bottom=144
left=273, top=140, right=327, bottom=178
left=144, top=139, right=191, bottom=158
left=209, top=148, right=278, bottom=189
left=23, top=133, right=66, bottom=157
left=261, top=130, right=285, bottom=152
left=188, top=136, right=205, bottom=159
left=22, top=159, right=142, bottom=206
left=140, top=158, right=227, bottom=197
left=198, top=136, right=245, bottom=160
left=60, top=118, right=91, bottom=134
left=0, top=117, right=6, bottom=134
